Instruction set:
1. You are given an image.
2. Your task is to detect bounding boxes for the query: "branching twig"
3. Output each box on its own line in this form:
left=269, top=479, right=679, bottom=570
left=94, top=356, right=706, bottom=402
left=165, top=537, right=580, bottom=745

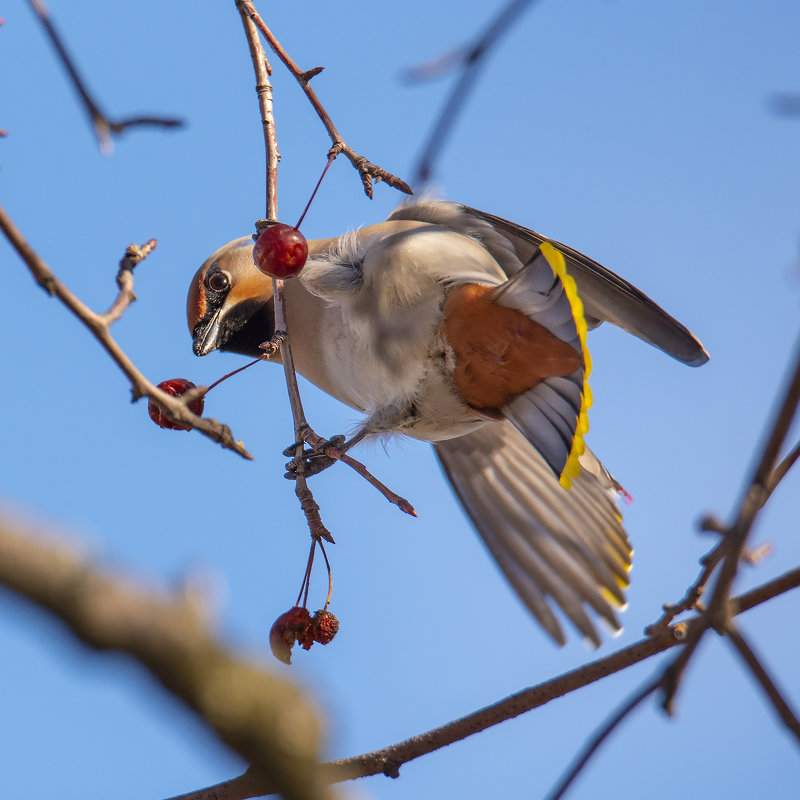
left=644, top=427, right=800, bottom=637
left=0, top=204, right=252, bottom=459
left=644, top=541, right=724, bottom=637
left=238, top=1, right=411, bottom=198
left=170, top=566, right=800, bottom=800
left=0, top=514, right=328, bottom=800
left=28, top=0, right=182, bottom=154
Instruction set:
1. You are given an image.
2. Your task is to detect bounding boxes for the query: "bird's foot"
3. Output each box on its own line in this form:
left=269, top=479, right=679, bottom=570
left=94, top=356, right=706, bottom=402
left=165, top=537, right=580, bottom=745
left=283, top=434, right=347, bottom=479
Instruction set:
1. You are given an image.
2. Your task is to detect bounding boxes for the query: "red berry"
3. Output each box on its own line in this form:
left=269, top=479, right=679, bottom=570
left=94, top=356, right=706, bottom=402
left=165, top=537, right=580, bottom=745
left=148, top=379, right=204, bottom=430
left=310, top=610, right=339, bottom=645
left=254, top=223, right=308, bottom=279
left=269, top=606, right=312, bottom=664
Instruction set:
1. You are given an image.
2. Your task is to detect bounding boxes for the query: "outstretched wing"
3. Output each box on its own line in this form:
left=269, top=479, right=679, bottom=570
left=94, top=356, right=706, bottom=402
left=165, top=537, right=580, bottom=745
left=435, top=422, right=632, bottom=647
left=463, top=205, right=708, bottom=366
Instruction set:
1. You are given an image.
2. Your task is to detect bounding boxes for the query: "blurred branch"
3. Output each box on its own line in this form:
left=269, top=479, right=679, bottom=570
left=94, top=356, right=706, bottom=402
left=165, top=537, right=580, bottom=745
left=405, top=0, right=539, bottom=187
left=545, top=678, right=659, bottom=800
left=768, top=93, right=800, bottom=117
left=0, top=204, right=252, bottom=459
left=725, top=621, right=800, bottom=743
left=28, top=0, right=183, bottom=154
left=171, top=566, right=800, bottom=800
left=237, top=1, right=411, bottom=199
left=0, top=513, right=328, bottom=800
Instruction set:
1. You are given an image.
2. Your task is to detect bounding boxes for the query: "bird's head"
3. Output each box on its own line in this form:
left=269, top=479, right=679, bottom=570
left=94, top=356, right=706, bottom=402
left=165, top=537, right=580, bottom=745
left=187, top=237, right=276, bottom=358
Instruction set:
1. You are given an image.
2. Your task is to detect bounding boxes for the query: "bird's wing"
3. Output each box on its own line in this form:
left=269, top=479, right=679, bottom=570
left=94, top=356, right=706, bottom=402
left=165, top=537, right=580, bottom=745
left=434, top=421, right=632, bottom=646
left=389, top=201, right=708, bottom=367
left=462, top=206, right=708, bottom=366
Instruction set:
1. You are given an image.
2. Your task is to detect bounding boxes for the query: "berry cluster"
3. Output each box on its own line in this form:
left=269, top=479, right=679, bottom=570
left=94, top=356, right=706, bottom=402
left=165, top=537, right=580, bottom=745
left=269, top=607, right=339, bottom=664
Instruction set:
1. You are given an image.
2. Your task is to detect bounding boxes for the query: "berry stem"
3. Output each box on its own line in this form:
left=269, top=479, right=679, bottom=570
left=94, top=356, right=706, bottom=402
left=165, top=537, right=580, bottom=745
left=295, top=150, right=337, bottom=230
left=205, top=357, right=261, bottom=393
left=295, top=539, right=316, bottom=609
left=318, top=538, right=333, bottom=610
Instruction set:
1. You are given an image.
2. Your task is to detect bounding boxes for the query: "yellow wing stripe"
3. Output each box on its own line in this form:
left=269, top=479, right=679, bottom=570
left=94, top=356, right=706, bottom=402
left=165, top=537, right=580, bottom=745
left=538, top=241, right=592, bottom=491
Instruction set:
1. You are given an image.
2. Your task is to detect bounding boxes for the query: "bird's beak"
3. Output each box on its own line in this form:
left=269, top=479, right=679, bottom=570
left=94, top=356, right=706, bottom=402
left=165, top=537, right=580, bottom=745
left=192, top=308, right=222, bottom=356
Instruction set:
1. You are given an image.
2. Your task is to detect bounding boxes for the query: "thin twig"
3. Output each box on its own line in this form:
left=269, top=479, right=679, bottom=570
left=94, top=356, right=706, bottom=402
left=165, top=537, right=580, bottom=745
left=103, top=239, right=156, bottom=324
left=644, top=542, right=724, bottom=637
left=765, top=437, right=800, bottom=499
left=238, top=1, right=411, bottom=198
left=236, top=2, right=333, bottom=551
left=171, top=565, right=800, bottom=800
left=725, top=621, right=800, bottom=744
left=28, top=0, right=182, bottom=154
left=0, top=204, right=252, bottom=459
left=407, top=0, right=539, bottom=187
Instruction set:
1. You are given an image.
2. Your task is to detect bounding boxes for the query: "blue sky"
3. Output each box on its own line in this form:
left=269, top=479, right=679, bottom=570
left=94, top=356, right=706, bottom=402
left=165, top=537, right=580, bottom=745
left=2, top=1, right=800, bottom=799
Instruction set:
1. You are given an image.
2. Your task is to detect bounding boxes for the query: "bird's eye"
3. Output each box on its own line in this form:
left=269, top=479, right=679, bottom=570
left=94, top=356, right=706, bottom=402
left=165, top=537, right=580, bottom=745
left=206, top=272, right=230, bottom=293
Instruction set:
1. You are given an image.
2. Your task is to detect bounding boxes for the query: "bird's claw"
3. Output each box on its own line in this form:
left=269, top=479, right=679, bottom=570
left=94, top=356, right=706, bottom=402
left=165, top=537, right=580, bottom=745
left=283, top=435, right=346, bottom=480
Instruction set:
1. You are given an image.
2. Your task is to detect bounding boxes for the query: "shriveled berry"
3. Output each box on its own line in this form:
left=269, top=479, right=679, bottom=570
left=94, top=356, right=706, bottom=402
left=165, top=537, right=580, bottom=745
left=311, top=609, right=339, bottom=645
left=269, top=606, right=311, bottom=664
left=254, top=223, right=308, bottom=279
left=148, top=379, right=204, bottom=430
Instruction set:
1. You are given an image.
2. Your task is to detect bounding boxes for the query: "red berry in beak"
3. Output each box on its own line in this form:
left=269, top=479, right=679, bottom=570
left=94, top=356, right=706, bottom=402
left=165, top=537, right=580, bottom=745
left=148, top=379, right=204, bottom=430
left=269, top=606, right=312, bottom=664
left=254, top=223, right=308, bottom=279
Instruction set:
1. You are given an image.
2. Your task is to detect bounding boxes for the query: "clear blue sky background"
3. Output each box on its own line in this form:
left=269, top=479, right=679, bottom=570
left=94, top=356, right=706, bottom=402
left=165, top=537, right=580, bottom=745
left=2, top=2, right=799, bottom=799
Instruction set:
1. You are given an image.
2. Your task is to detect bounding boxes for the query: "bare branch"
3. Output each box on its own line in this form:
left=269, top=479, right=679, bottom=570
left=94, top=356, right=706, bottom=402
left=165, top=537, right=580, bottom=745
left=765, top=437, right=800, bottom=499
left=238, top=1, right=411, bottom=198
left=0, top=204, right=252, bottom=459
left=27, top=0, right=183, bottom=154
left=0, top=514, right=329, bottom=800
left=174, top=566, right=800, bottom=799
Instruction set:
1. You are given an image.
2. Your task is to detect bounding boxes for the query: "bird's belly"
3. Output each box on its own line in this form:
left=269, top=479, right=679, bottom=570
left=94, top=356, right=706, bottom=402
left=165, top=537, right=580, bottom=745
left=293, top=300, right=484, bottom=442
left=320, top=323, right=489, bottom=442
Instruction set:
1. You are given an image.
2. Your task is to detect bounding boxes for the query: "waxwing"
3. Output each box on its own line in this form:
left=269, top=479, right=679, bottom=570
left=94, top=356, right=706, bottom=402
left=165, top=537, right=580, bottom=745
left=187, top=200, right=707, bottom=646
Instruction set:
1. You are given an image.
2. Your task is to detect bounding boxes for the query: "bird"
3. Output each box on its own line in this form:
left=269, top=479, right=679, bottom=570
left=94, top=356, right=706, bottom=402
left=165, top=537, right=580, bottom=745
left=187, top=200, right=708, bottom=646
